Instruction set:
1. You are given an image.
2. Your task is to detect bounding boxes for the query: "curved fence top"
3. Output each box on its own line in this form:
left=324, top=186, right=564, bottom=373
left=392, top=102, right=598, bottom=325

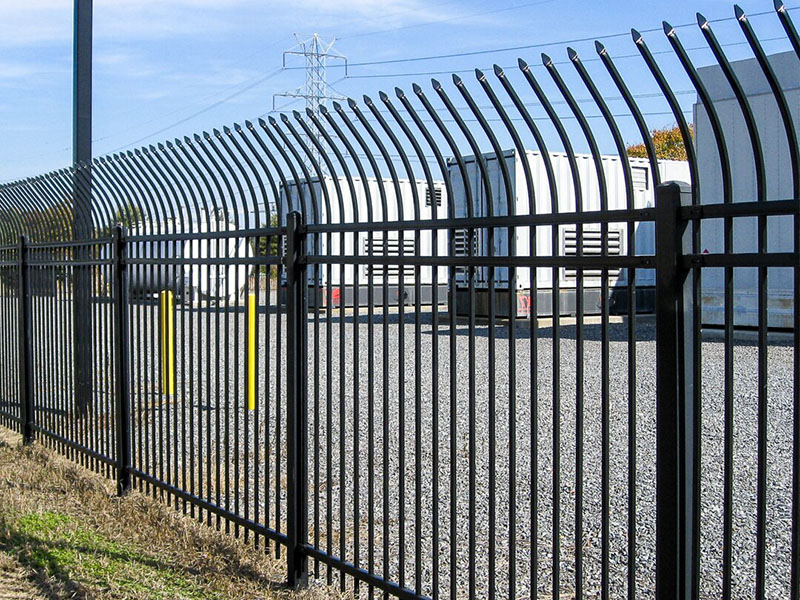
left=1, top=1, right=798, bottom=244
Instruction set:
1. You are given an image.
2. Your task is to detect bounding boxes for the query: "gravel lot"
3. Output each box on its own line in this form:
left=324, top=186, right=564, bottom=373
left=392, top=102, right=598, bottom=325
left=19, top=294, right=800, bottom=599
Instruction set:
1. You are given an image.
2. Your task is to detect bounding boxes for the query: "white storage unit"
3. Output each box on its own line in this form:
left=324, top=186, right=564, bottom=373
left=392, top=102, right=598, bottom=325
left=695, top=50, right=799, bottom=329
left=126, top=218, right=252, bottom=301
left=448, top=149, right=690, bottom=316
left=280, top=176, right=449, bottom=306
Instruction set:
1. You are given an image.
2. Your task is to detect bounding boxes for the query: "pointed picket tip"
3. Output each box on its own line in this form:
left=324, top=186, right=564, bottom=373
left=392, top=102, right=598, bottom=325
left=595, top=41, right=606, bottom=55
left=149, top=144, right=158, bottom=152
left=411, top=83, right=423, bottom=95
left=663, top=21, right=675, bottom=37
left=493, top=64, right=504, bottom=77
left=431, top=78, right=442, bottom=91
left=378, top=90, right=389, bottom=102
left=775, top=0, right=785, bottom=13
left=292, top=110, right=302, bottom=119
left=631, top=28, right=643, bottom=44
left=734, top=5, right=746, bottom=21
left=567, top=47, right=579, bottom=62
left=363, top=94, right=374, bottom=106
left=233, top=122, right=244, bottom=132
left=394, top=87, right=405, bottom=100
left=267, top=115, right=278, bottom=126
left=332, top=101, right=344, bottom=112
left=475, top=68, right=486, bottom=82
left=257, top=117, right=268, bottom=128
left=452, top=73, right=463, bottom=86
left=345, top=97, right=357, bottom=109
left=184, top=136, right=193, bottom=144
left=305, top=107, right=314, bottom=117
left=319, top=104, right=330, bottom=114
left=279, top=113, right=290, bottom=123
left=212, top=128, right=222, bottom=137
left=159, top=142, right=168, bottom=150
left=244, top=119, right=255, bottom=130
left=541, top=53, right=553, bottom=67
left=518, top=57, right=530, bottom=72
left=697, top=13, right=709, bottom=29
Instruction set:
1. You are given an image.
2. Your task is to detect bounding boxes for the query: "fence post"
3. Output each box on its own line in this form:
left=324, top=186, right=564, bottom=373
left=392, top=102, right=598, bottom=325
left=655, top=181, right=695, bottom=600
left=285, top=210, right=309, bottom=588
left=17, top=235, right=34, bottom=444
left=112, top=225, right=132, bottom=495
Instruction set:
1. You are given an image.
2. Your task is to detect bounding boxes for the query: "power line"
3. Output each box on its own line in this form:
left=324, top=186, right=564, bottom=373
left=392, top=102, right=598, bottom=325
left=107, top=67, right=285, bottom=153
left=286, top=5, right=797, bottom=71
left=342, top=35, right=792, bottom=79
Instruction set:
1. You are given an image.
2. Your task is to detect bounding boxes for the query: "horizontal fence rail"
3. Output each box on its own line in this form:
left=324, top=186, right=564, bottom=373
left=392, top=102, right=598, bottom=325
left=0, top=3, right=799, bottom=599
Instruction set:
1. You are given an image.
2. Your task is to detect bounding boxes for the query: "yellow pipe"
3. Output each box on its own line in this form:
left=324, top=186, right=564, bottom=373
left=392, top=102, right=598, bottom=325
left=247, top=293, right=256, bottom=410
left=160, top=290, right=175, bottom=396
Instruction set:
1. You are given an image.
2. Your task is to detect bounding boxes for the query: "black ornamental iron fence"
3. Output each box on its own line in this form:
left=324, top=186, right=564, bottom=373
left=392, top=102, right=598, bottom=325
left=0, top=3, right=799, bottom=599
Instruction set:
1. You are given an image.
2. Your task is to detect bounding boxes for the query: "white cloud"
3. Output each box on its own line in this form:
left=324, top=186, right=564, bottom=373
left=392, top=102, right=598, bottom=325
left=0, top=0, right=447, bottom=47
left=0, top=60, right=67, bottom=80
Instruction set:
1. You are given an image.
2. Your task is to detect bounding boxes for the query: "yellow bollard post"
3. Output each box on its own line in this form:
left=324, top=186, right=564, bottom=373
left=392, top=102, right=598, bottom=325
left=160, top=290, right=175, bottom=396
left=247, top=292, right=256, bottom=410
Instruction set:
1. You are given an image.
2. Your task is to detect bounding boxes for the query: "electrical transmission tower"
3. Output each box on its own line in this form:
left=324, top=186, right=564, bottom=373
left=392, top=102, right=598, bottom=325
left=274, top=34, right=347, bottom=173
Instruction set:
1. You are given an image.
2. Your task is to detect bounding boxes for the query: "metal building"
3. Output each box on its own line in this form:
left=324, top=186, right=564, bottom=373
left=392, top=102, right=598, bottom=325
left=696, top=50, right=799, bottom=329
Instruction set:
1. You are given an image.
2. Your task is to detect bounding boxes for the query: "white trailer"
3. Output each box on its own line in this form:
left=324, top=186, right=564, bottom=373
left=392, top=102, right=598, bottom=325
left=695, top=50, right=798, bottom=329
left=126, top=218, right=252, bottom=302
left=448, top=149, right=690, bottom=317
left=279, top=176, right=448, bottom=307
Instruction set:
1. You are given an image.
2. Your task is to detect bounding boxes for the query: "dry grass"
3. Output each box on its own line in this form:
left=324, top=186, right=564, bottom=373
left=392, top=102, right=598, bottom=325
left=0, top=427, right=346, bottom=600
left=0, top=549, right=47, bottom=599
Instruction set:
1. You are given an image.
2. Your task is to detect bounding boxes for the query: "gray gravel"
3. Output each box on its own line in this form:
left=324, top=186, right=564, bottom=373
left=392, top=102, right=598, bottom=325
left=20, top=294, right=798, bottom=599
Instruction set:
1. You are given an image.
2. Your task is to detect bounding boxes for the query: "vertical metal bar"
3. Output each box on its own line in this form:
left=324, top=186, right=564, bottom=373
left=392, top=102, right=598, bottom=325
left=663, top=25, right=733, bottom=599
left=113, top=225, right=132, bottom=495
left=18, top=235, right=33, bottom=444
left=696, top=17, right=770, bottom=600
left=286, top=210, right=309, bottom=589
left=793, top=172, right=800, bottom=600
left=655, top=181, right=694, bottom=600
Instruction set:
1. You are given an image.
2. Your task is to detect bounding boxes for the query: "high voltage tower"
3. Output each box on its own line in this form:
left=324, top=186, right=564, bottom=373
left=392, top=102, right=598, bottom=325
left=274, top=34, right=347, bottom=173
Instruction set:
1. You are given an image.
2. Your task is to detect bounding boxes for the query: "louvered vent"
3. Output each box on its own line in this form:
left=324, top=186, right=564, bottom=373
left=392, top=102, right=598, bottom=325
left=453, top=229, right=480, bottom=278
left=631, top=166, right=649, bottom=190
left=364, top=234, right=416, bottom=281
left=562, top=228, right=622, bottom=280
left=425, top=186, right=443, bottom=207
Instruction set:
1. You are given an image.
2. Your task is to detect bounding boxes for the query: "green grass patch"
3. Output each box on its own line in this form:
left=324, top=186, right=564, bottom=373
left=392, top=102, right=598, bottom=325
left=1, top=510, right=219, bottom=599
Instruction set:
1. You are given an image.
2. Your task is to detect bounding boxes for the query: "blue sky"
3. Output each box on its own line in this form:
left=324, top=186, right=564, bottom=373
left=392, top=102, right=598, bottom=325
left=0, top=0, right=797, bottom=182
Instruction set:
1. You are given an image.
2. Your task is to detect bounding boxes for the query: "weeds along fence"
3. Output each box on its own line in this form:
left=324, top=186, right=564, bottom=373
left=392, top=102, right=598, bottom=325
left=0, top=3, right=799, bottom=599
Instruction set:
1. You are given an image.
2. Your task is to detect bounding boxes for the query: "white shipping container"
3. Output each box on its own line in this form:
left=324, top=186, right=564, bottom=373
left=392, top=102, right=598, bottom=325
left=126, top=218, right=252, bottom=301
left=449, top=149, right=690, bottom=315
left=280, top=176, right=449, bottom=306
